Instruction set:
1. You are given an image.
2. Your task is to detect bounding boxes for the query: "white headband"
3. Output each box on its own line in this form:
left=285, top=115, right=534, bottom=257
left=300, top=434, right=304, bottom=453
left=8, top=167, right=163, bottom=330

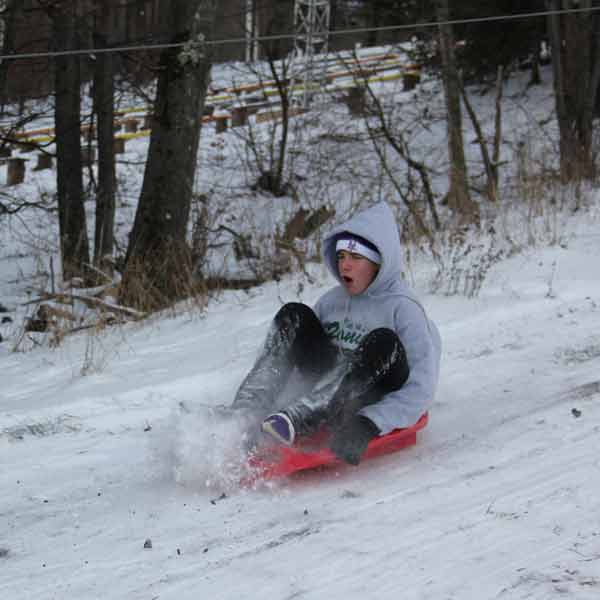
left=336, top=238, right=381, bottom=265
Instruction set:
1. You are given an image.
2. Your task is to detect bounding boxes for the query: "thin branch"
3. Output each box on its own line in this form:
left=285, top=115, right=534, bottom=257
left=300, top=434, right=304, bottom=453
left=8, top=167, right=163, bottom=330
left=459, top=73, right=499, bottom=203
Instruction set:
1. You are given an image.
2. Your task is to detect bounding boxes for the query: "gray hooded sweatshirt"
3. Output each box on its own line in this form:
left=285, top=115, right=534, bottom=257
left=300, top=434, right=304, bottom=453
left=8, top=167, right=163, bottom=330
left=314, top=201, right=442, bottom=434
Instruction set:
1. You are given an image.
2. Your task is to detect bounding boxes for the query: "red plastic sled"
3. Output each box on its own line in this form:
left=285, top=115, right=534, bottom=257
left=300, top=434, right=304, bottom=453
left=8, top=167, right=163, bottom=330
left=246, top=413, right=428, bottom=481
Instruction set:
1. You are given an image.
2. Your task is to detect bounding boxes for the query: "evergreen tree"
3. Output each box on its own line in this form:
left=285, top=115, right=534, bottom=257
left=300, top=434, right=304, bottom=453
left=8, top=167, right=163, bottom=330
left=453, top=1, right=547, bottom=81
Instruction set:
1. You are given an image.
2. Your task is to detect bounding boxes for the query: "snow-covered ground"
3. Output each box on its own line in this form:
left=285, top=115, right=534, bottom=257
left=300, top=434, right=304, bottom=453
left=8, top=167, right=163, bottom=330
left=1, top=48, right=600, bottom=599
left=1, top=212, right=600, bottom=599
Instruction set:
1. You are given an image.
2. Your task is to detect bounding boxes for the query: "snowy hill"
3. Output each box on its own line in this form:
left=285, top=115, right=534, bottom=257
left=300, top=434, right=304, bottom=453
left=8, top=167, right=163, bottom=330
left=1, top=50, right=600, bottom=598
left=2, top=215, right=600, bottom=598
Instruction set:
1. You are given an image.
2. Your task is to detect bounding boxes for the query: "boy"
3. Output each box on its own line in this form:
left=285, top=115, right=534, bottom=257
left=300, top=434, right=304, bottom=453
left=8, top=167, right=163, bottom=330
left=233, top=201, right=441, bottom=465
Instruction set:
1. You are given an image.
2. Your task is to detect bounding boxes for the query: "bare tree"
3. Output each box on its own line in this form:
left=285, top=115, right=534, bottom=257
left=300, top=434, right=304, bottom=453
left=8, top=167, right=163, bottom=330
left=547, top=0, right=600, bottom=182
left=121, top=0, right=219, bottom=309
left=46, top=1, right=91, bottom=282
left=261, top=48, right=292, bottom=196
left=0, top=0, right=17, bottom=115
left=460, top=66, right=504, bottom=204
left=361, top=80, right=441, bottom=239
left=91, top=0, right=116, bottom=277
left=436, top=0, right=479, bottom=224
left=236, top=49, right=295, bottom=197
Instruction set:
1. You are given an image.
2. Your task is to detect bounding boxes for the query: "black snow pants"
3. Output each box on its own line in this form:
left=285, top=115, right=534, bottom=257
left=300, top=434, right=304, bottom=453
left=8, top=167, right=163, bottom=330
left=232, top=302, right=410, bottom=435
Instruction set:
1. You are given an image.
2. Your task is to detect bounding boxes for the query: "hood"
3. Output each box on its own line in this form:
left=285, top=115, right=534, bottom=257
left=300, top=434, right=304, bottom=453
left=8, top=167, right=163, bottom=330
left=322, top=201, right=405, bottom=296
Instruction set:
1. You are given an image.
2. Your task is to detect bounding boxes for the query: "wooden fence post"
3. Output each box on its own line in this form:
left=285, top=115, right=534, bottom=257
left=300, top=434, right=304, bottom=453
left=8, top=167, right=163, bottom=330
left=142, top=115, right=154, bottom=130
left=215, top=116, right=229, bottom=134
left=81, top=147, right=96, bottom=166
left=34, top=154, right=53, bottom=171
left=403, top=70, right=421, bottom=91
left=345, top=86, right=366, bottom=117
left=7, top=157, right=27, bottom=185
left=124, top=118, right=139, bottom=133
left=231, top=106, right=248, bottom=127
left=114, top=138, right=126, bottom=154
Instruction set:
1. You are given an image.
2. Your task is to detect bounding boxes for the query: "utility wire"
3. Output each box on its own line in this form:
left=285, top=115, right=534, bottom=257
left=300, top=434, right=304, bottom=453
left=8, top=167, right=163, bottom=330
left=0, top=4, right=599, bottom=62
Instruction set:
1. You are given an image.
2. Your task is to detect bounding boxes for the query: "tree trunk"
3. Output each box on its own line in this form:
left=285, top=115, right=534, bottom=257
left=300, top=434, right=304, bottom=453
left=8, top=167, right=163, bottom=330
left=121, top=0, right=218, bottom=310
left=329, top=0, right=338, bottom=32
left=92, top=1, right=116, bottom=278
left=0, top=0, right=17, bottom=115
left=262, top=45, right=290, bottom=197
left=367, top=2, right=379, bottom=47
left=529, top=41, right=541, bottom=86
left=548, top=0, right=600, bottom=182
left=459, top=66, right=504, bottom=204
left=436, top=0, right=478, bottom=224
left=50, top=3, right=90, bottom=282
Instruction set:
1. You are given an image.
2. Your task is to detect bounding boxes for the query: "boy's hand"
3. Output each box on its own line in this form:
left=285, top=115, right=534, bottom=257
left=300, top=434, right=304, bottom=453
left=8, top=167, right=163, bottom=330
left=330, top=416, right=379, bottom=465
left=327, top=392, right=365, bottom=430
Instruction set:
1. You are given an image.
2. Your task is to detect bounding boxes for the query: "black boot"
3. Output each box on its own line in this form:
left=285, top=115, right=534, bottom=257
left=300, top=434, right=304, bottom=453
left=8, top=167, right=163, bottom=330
left=281, top=355, right=350, bottom=436
left=327, top=328, right=410, bottom=430
left=233, top=303, right=337, bottom=414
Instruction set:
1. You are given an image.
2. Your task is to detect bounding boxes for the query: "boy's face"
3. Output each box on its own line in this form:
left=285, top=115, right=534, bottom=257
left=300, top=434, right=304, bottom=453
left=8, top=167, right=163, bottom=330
left=336, top=250, right=379, bottom=295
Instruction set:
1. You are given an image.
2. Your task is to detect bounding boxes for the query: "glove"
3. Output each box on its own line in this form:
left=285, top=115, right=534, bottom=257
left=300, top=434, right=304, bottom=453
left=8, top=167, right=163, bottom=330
left=327, top=390, right=366, bottom=431
left=329, top=416, right=379, bottom=466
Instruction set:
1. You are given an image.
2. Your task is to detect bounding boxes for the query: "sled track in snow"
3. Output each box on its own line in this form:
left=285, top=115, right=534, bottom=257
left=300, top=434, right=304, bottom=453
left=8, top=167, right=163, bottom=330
left=143, top=376, right=600, bottom=599
left=0, top=414, right=81, bottom=441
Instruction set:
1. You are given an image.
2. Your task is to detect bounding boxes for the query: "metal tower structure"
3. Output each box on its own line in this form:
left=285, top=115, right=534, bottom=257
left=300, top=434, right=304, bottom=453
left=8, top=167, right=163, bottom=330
left=292, top=0, right=330, bottom=108
left=245, top=0, right=259, bottom=63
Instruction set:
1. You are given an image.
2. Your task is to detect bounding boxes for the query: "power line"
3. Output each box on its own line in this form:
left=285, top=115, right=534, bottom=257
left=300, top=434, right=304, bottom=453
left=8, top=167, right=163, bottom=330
left=0, top=4, right=599, bottom=62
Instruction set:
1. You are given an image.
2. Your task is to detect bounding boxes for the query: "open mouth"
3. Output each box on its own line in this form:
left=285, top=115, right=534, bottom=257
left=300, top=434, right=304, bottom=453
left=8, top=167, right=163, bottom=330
left=343, top=276, right=353, bottom=284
